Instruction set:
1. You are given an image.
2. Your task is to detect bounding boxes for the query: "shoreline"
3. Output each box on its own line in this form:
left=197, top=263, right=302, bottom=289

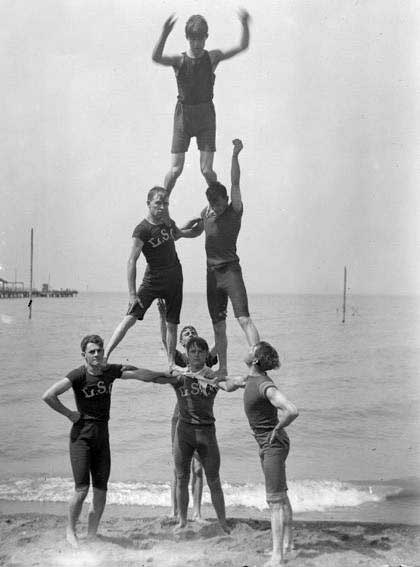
left=1, top=502, right=419, bottom=567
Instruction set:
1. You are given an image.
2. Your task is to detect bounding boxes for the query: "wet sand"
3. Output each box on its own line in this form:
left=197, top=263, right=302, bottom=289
left=1, top=503, right=419, bottom=567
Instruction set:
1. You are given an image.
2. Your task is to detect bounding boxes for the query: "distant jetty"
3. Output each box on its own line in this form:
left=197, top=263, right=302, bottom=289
left=0, top=279, right=77, bottom=299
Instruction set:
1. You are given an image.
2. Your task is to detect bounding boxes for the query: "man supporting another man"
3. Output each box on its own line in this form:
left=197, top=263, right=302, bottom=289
left=104, top=186, right=201, bottom=367
left=187, top=139, right=260, bottom=375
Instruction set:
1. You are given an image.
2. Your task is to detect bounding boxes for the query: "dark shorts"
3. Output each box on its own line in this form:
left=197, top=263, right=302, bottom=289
left=255, top=431, right=290, bottom=503
left=69, top=420, right=110, bottom=491
left=173, top=421, right=220, bottom=482
left=171, top=101, right=216, bottom=154
left=127, top=264, right=183, bottom=325
left=171, top=409, right=201, bottom=465
left=207, top=263, right=250, bottom=324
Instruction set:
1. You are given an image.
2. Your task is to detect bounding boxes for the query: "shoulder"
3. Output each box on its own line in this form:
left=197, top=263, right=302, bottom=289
left=208, top=49, right=223, bottom=65
left=132, top=219, right=149, bottom=239
left=66, top=366, right=86, bottom=385
left=258, top=377, right=277, bottom=399
left=104, top=364, right=123, bottom=379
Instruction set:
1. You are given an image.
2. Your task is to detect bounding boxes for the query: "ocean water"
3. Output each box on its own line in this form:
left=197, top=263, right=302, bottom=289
left=0, top=292, right=419, bottom=524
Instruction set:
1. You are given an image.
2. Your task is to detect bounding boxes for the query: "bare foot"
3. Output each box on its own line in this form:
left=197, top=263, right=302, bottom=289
left=263, top=554, right=286, bottom=566
left=219, top=521, right=231, bottom=534
left=192, top=515, right=208, bottom=524
left=173, top=520, right=188, bottom=533
left=66, top=527, right=78, bottom=548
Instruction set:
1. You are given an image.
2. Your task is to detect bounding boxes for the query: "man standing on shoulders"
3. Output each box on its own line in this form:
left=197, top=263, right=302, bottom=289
left=104, top=187, right=201, bottom=367
left=42, top=334, right=169, bottom=547
left=187, top=139, right=260, bottom=375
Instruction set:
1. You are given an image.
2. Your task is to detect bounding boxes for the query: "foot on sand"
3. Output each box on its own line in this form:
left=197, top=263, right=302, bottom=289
left=173, top=521, right=188, bottom=533
left=65, top=527, right=78, bottom=548
left=263, top=553, right=287, bottom=566
left=219, top=521, right=231, bottom=535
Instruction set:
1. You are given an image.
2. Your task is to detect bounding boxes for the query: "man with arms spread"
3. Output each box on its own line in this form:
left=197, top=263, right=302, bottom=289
left=42, top=334, right=169, bottom=547
left=152, top=11, right=250, bottom=193
left=133, top=336, right=236, bottom=533
left=157, top=299, right=218, bottom=521
left=189, top=139, right=260, bottom=375
left=104, top=187, right=200, bottom=366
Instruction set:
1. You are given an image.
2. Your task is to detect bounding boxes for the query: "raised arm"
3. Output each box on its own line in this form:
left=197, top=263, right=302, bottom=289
left=152, top=15, right=182, bottom=67
left=121, top=367, right=179, bottom=385
left=266, top=387, right=299, bottom=443
left=127, top=237, right=143, bottom=307
left=210, top=9, right=250, bottom=68
left=231, top=139, right=243, bottom=212
left=42, top=378, right=81, bottom=423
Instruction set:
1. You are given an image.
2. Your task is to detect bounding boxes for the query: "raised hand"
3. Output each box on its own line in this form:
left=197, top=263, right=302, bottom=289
left=232, top=138, right=243, bottom=155
left=163, top=14, right=177, bottom=36
left=238, top=8, right=250, bottom=25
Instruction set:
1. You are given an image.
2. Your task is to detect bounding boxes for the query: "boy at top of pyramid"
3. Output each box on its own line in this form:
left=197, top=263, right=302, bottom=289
left=152, top=10, right=250, bottom=194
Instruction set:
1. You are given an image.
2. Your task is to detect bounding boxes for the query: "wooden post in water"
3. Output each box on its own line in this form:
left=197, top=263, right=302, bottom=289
left=28, top=228, right=33, bottom=319
left=342, top=266, right=347, bottom=324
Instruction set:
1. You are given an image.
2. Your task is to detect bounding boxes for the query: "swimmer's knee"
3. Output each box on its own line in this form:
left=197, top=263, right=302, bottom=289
left=237, top=315, right=252, bottom=327
left=74, top=485, right=89, bottom=498
left=267, top=491, right=288, bottom=507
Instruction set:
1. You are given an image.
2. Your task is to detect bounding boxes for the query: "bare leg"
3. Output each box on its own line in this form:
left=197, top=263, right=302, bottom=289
left=213, top=320, right=228, bottom=375
left=175, top=477, right=190, bottom=530
left=166, top=322, right=178, bottom=368
left=191, top=457, right=203, bottom=521
left=283, top=494, right=293, bottom=553
left=264, top=499, right=287, bottom=566
left=237, top=315, right=260, bottom=347
left=199, top=151, right=217, bottom=186
left=87, top=488, right=107, bottom=539
left=171, top=468, right=178, bottom=518
left=104, top=315, right=136, bottom=361
left=67, top=487, right=88, bottom=547
left=164, top=153, right=185, bottom=194
left=206, top=477, right=230, bottom=534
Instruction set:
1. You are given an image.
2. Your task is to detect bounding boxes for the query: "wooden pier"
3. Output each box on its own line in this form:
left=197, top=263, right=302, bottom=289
left=0, top=279, right=77, bottom=299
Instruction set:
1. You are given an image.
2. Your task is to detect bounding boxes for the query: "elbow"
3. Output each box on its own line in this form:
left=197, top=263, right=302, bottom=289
left=290, top=404, right=299, bottom=421
left=42, top=391, right=52, bottom=404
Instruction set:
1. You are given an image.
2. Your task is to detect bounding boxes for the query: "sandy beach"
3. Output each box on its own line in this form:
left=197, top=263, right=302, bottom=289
left=1, top=503, right=419, bottom=567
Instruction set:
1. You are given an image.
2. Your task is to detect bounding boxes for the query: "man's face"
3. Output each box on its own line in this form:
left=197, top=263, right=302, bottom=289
left=209, top=195, right=228, bottom=217
left=180, top=326, right=198, bottom=348
left=82, top=342, right=104, bottom=368
left=148, top=192, right=169, bottom=222
left=187, top=344, right=208, bottom=370
left=187, top=34, right=207, bottom=57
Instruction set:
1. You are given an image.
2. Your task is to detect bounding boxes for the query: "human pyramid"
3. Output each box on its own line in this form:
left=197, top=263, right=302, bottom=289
left=42, top=11, right=299, bottom=567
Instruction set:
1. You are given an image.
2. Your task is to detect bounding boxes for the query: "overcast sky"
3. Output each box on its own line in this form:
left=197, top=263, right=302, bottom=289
left=1, top=0, right=419, bottom=294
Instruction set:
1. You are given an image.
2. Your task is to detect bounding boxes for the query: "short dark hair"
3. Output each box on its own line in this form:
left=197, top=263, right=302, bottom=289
left=147, top=186, right=168, bottom=203
left=253, top=341, right=280, bottom=372
left=179, top=325, right=197, bottom=342
left=206, top=182, right=228, bottom=202
left=185, top=336, right=209, bottom=353
left=185, top=15, right=208, bottom=38
left=80, top=334, right=104, bottom=353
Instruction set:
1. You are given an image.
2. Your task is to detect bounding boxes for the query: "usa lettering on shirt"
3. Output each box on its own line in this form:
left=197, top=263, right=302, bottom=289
left=81, top=381, right=113, bottom=398
left=148, top=227, right=175, bottom=248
